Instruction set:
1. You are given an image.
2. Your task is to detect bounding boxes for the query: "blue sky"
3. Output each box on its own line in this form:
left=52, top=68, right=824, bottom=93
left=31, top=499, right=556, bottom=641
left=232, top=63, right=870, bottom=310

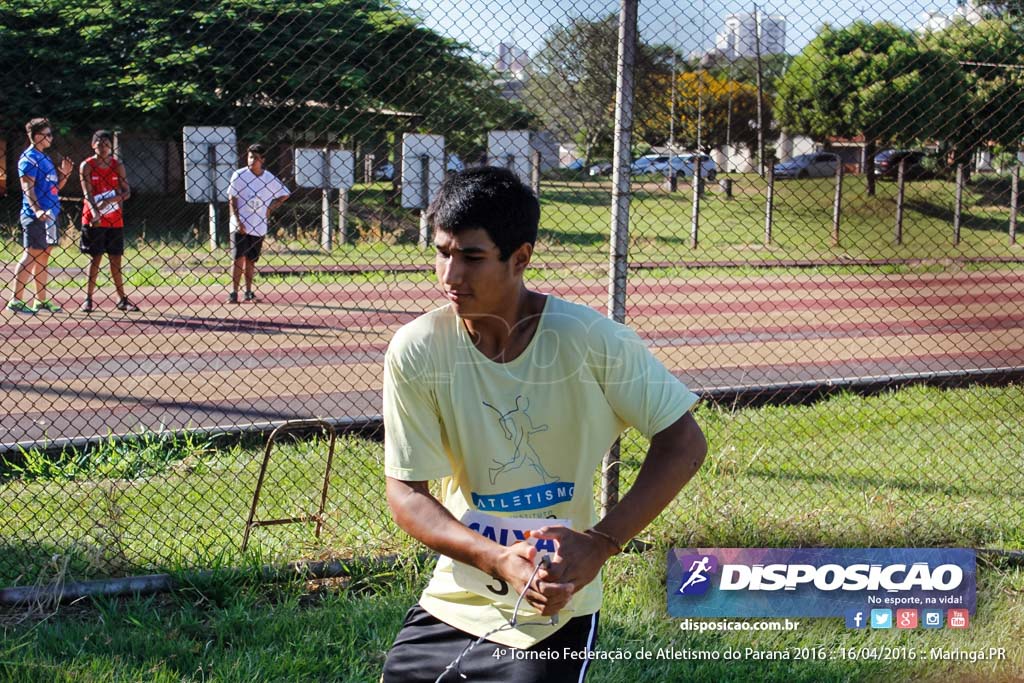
left=404, top=0, right=966, bottom=60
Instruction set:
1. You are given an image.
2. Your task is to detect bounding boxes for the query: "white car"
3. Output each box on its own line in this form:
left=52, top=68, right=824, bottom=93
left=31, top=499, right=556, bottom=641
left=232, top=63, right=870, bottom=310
left=773, top=152, right=840, bottom=179
left=666, top=154, right=717, bottom=180
left=630, top=154, right=670, bottom=174
left=631, top=153, right=717, bottom=180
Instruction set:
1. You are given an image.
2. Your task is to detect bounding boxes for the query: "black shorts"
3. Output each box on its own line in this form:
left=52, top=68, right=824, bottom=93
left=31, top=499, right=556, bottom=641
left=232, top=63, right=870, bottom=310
left=80, top=226, right=125, bottom=256
left=382, top=604, right=599, bottom=683
left=233, top=233, right=264, bottom=262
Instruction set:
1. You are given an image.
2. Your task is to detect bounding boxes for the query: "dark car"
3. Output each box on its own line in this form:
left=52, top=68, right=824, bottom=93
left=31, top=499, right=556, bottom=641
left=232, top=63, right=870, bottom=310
left=874, top=149, right=930, bottom=180
left=773, top=152, right=840, bottom=179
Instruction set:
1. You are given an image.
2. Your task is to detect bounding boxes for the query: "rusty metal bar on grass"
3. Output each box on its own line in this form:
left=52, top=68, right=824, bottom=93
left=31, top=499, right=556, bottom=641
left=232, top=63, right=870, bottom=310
left=241, top=419, right=337, bottom=552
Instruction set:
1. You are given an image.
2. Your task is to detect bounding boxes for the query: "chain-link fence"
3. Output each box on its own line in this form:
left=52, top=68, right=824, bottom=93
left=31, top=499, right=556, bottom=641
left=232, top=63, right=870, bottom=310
left=1, top=0, right=1022, bottom=588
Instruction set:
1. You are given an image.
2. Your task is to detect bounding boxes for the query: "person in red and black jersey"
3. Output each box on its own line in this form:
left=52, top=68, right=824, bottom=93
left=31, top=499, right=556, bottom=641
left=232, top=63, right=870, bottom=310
left=79, top=130, right=138, bottom=312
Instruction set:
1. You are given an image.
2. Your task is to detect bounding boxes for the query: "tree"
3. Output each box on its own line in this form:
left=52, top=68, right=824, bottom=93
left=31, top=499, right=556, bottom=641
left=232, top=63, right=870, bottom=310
left=634, top=70, right=769, bottom=153
left=922, top=17, right=1024, bottom=174
left=0, top=0, right=527, bottom=152
left=776, top=21, right=967, bottom=194
left=703, top=53, right=792, bottom=92
left=525, top=15, right=669, bottom=163
left=983, top=0, right=1024, bottom=18
left=0, top=0, right=111, bottom=132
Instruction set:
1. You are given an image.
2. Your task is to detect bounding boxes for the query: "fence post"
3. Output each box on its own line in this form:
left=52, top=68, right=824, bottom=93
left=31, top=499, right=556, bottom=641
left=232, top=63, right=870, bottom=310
left=764, top=161, right=774, bottom=246
left=338, top=187, right=348, bottom=245
left=364, top=153, right=375, bottom=183
left=954, top=164, right=964, bottom=246
left=690, top=156, right=702, bottom=249
left=418, top=154, right=430, bottom=248
left=603, top=0, right=637, bottom=515
left=719, top=177, right=733, bottom=199
left=894, top=158, right=906, bottom=245
left=1010, top=165, right=1019, bottom=246
left=320, top=148, right=333, bottom=251
left=207, top=144, right=218, bottom=252
left=531, top=149, right=541, bottom=196
left=832, top=162, right=843, bottom=247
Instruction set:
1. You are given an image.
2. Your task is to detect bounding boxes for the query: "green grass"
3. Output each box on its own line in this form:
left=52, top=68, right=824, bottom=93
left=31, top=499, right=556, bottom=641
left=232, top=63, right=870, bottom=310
left=1, top=384, right=1020, bottom=588
left=0, top=554, right=1020, bottom=681
left=3, top=175, right=1021, bottom=296
left=0, top=384, right=1022, bottom=680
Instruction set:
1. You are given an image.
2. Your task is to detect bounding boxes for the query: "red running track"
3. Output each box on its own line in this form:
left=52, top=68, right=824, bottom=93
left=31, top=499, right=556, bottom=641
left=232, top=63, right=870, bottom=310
left=2, top=270, right=1022, bottom=449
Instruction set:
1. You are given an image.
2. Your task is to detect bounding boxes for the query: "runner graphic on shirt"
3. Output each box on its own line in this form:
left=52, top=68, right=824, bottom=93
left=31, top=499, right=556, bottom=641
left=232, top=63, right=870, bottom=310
left=482, top=395, right=556, bottom=485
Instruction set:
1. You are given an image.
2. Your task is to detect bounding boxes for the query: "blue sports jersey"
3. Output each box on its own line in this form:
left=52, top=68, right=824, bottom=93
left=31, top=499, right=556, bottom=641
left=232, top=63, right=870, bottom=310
left=19, top=147, right=61, bottom=219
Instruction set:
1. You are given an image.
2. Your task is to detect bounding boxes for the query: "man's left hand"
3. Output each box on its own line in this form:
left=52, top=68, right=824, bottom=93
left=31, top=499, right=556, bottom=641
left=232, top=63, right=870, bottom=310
left=530, top=525, right=618, bottom=593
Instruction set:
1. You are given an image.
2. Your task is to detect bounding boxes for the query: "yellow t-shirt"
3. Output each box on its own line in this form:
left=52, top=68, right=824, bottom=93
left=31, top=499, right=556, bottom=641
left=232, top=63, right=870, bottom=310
left=383, top=296, right=699, bottom=648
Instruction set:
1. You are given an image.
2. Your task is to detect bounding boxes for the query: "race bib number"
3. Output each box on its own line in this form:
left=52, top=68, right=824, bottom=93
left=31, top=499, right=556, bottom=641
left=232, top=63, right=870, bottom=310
left=451, top=510, right=570, bottom=605
left=93, top=190, right=119, bottom=216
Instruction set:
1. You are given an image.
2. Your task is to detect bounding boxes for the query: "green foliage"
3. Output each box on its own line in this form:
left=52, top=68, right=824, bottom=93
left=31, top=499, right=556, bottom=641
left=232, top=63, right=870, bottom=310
left=776, top=21, right=966, bottom=147
left=0, top=431, right=218, bottom=482
left=525, top=15, right=670, bottom=162
left=0, top=0, right=528, bottom=148
left=703, top=53, right=793, bottom=92
left=922, top=18, right=1024, bottom=166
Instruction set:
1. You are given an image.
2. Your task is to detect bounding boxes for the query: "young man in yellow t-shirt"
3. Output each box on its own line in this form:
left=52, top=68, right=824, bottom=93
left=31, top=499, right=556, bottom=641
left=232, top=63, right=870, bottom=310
left=381, top=167, right=707, bottom=682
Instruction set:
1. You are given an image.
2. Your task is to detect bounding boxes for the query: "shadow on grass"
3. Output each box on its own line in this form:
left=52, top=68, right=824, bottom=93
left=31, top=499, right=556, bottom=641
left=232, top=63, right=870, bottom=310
left=904, top=199, right=1009, bottom=233
left=538, top=228, right=607, bottom=248
left=0, top=556, right=420, bottom=682
left=540, top=188, right=612, bottom=207
left=970, top=176, right=1015, bottom=208
left=743, top=463, right=1015, bottom=501
left=0, top=538, right=151, bottom=590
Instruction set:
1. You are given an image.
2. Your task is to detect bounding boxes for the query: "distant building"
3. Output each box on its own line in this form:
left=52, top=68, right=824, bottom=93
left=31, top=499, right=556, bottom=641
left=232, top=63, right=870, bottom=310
left=715, top=12, right=786, bottom=59
left=493, top=42, right=529, bottom=101
left=918, top=0, right=1002, bottom=32
left=495, top=43, right=529, bottom=76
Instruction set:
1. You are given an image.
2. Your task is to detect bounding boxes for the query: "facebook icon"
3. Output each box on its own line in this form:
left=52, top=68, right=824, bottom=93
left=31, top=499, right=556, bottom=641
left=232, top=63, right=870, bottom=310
left=845, top=609, right=867, bottom=629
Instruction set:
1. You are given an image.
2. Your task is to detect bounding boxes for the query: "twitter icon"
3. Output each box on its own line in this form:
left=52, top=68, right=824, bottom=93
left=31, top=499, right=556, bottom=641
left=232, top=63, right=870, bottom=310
left=870, top=609, right=893, bottom=629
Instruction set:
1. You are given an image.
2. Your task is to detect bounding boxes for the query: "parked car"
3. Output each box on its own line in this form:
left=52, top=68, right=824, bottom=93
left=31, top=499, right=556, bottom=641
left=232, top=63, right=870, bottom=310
left=630, top=154, right=670, bottom=174
left=667, top=153, right=717, bottom=180
left=589, top=161, right=613, bottom=176
left=565, top=159, right=585, bottom=171
left=773, top=152, right=840, bottom=179
left=630, top=153, right=717, bottom=179
left=874, top=149, right=930, bottom=180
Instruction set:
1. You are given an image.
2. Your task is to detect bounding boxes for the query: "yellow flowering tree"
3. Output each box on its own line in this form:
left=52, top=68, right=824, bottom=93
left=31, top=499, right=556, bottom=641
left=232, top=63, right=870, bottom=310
left=635, top=70, right=769, bottom=152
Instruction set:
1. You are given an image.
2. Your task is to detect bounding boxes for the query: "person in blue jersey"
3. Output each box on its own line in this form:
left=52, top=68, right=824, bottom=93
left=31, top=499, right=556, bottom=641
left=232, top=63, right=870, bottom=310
left=7, top=118, right=74, bottom=314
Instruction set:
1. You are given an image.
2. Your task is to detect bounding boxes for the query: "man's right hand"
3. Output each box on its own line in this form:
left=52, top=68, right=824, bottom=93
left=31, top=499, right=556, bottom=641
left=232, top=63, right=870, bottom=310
left=497, top=541, right=573, bottom=616
left=33, top=208, right=49, bottom=220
